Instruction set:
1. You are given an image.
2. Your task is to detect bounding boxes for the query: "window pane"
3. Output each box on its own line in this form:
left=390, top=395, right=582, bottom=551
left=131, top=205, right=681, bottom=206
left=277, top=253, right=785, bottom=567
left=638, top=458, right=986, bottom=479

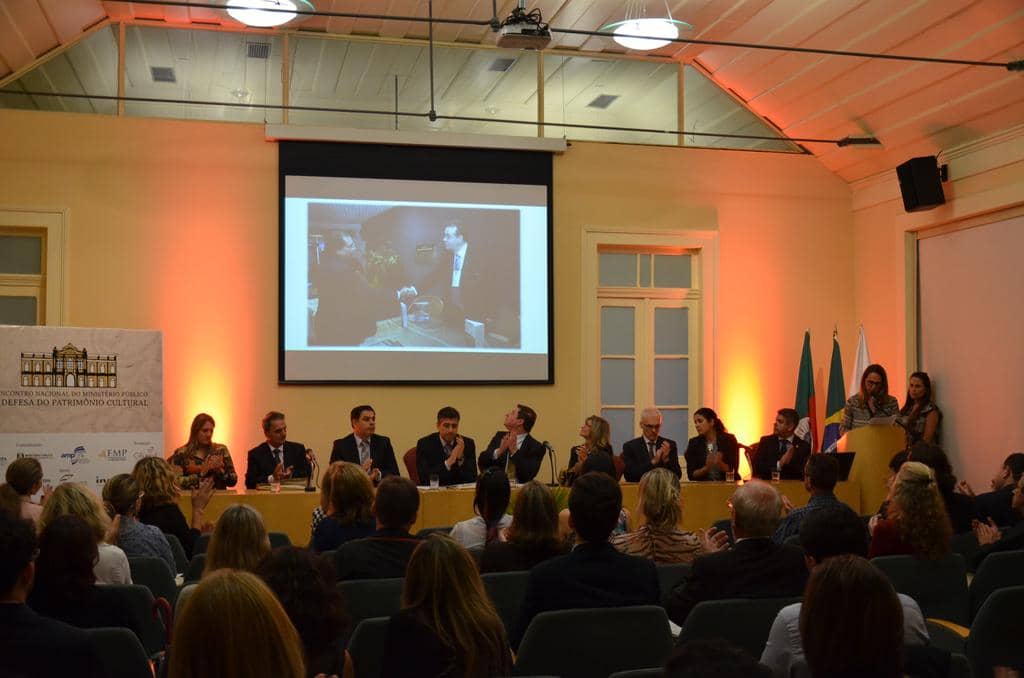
left=655, top=358, right=688, bottom=406
left=0, top=296, right=37, bottom=325
left=0, top=236, right=42, bottom=274
left=655, top=307, right=688, bottom=355
left=601, top=307, right=634, bottom=355
left=638, top=254, right=651, bottom=287
left=599, top=253, right=636, bottom=287
left=661, top=409, right=689, bottom=451
left=601, top=408, right=635, bottom=456
left=601, top=358, right=634, bottom=406
left=653, top=254, right=692, bottom=288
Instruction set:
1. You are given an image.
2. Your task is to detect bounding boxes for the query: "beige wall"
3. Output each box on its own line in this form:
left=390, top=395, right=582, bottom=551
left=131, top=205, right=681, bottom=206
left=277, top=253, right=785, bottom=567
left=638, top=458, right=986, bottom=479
left=0, top=109, right=855, bottom=479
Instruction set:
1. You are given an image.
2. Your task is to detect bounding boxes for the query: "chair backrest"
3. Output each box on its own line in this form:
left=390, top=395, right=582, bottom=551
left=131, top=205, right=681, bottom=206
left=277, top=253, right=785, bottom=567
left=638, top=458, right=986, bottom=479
left=269, top=531, right=291, bottom=549
left=85, top=627, right=153, bottom=678
left=193, top=533, right=210, bottom=555
left=612, top=455, right=625, bottom=480
left=348, top=617, right=390, bottom=678
left=924, top=620, right=967, bottom=656
left=871, top=553, right=969, bottom=625
left=655, top=563, right=691, bottom=606
left=950, top=532, right=981, bottom=571
left=175, top=583, right=198, bottom=620
left=338, top=577, right=404, bottom=630
left=608, top=670, right=664, bottom=678
left=403, top=447, right=419, bottom=485
left=948, top=653, right=971, bottom=678
left=129, top=556, right=178, bottom=606
left=969, top=549, right=1024, bottom=622
left=414, top=526, right=452, bottom=538
left=482, top=570, right=531, bottom=637
left=513, top=606, right=672, bottom=678
left=162, top=532, right=189, bottom=574
left=677, top=597, right=801, bottom=658
left=92, top=584, right=166, bottom=656
left=966, top=585, right=1024, bottom=678
left=184, top=553, right=206, bottom=583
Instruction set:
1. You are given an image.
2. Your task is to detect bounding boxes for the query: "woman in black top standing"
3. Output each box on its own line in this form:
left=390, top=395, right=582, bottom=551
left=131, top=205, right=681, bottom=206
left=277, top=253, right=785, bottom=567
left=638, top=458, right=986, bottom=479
left=684, top=407, right=739, bottom=481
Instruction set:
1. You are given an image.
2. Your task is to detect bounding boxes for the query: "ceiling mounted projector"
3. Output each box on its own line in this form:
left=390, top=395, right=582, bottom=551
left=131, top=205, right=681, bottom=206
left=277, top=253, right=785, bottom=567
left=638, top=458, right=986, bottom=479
left=495, top=1, right=551, bottom=50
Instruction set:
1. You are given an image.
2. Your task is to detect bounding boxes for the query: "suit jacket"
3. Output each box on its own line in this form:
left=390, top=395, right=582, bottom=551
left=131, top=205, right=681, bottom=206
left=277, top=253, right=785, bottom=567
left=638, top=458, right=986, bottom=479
left=684, top=433, right=740, bottom=481
left=415, top=433, right=477, bottom=486
left=332, top=528, right=422, bottom=581
left=423, top=245, right=487, bottom=327
left=752, top=435, right=811, bottom=481
left=245, top=440, right=312, bottom=489
left=513, top=541, right=659, bottom=649
left=974, top=485, right=1014, bottom=527
left=665, top=537, right=808, bottom=625
left=622, top=436, right=682, bottom=482
left=0, top=603, right=106, bottom=678
left=329, top=433, right=400, bottom=482
left=478, top=431, right=547, bottom=483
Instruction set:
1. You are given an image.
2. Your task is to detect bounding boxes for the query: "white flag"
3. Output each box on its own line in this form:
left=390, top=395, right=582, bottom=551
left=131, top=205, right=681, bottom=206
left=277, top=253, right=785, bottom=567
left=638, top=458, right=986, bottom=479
left=848, top=326, right=871, bottom=398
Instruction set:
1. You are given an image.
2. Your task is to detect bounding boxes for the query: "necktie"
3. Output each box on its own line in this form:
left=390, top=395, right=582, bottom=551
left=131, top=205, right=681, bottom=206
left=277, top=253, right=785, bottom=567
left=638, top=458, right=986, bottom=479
left=444, top=442, right=453, bottom=459
left=648, top=441, right=656, bottom=460
left=359, top=440, right=370, bottom=465
left=780, top=440, right=788, bottom=460
left=273, top=448, right=282, bottom=466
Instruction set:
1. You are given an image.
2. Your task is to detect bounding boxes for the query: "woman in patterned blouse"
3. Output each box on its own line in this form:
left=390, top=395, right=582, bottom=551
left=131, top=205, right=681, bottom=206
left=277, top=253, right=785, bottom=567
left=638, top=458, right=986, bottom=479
left=168, top=413, right=237, bottom=489
left=840, top=364, right=900, bottom=435
left=102, top=473, right=177, bottom=575
left=898, top=371, right=942, bottom=445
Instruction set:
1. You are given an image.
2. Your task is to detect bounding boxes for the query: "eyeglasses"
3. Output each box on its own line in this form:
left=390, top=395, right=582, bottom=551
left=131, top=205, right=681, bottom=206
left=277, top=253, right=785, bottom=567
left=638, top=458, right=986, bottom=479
left=865, top=379, right=883, bottom=386
left=640, top=423, right=661, bottom=430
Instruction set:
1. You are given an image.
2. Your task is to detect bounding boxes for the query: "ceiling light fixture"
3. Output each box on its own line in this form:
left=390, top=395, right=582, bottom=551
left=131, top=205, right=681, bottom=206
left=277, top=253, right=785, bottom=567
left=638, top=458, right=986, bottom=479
left=226, top=0, right=314, bottom=28
left=601, top=0, right=691, bottom=51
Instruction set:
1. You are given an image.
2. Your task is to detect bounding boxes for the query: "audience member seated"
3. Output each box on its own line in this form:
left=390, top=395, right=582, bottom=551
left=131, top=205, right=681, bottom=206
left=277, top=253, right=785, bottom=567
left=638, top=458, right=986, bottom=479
left=168, top=412, right=238, bottom=489
left=840, top=363, right=900, bottom=435
left=869, top=461, right=952, bottom=559
left=450, top=467, right=512, bottom=550
left=799, top=555, right=905, bottom=678
left=877, top=450, right=910, bottom=517
left=40, top=483, right=131, bottom=585
left=333, top=476, right=422, bottom=580
left=666, top=639, right=771, bottom=678
left=311, top=462, right=375, bottom=553
left=415, top=406, right=478, bottom=486
left=558, top=452, right=631, bottom=545
left=959, top=452, right=1024, bottom=527
left=559, top=414, right=613, bottom=487
left=0, top=513, right=106, bottom=677
left=898, top=371, right=942, bottom=445
left=204, top=504, right=271, bottom=577
left=684, top=407, right=739, bottom=481
left=665, top=480, right=807, bottom=626
left=972, top=471, right=1024, bottom=570
left=382, top=535, right=513, bottom=677
left=622, top=407, right=682, bottom=482
left=311, top=461, right=342, bottom=538
left=513, top=472, right=659, bottom=649
left=134, top=455, right=213, bottom=559
left=5, top=457, right=46, bottom=526
left=761, top=506, right=928, bottom=678
left=169, top=569, right=306, bottom=678
left=908, top=441, right=976, bottom=532
left=1, top=484, right=24, bottom=519
left=256, top=547, right=354, bottom=678
left=753, top=408, right=811, bottom=481
left=102, top=473, right=176, bottom=574
left=611, top=468, right=726, bottom=564
left=480, top=481, right=565, bottom=573
left=774, top=455, right=848, bottom=543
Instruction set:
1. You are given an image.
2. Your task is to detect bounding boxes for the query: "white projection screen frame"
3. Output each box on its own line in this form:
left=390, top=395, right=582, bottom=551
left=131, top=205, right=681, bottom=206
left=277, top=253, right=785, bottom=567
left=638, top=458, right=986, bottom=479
left=278, top=142, right=554, bottom=384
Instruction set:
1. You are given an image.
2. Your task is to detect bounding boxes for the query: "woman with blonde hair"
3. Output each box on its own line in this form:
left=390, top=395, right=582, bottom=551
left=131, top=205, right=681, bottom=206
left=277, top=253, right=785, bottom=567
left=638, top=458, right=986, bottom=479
left=204, top=503, right=271, bottom=576
left=481, top=480, right=565, bottom=573
left=869, top=461, right=952, bottom=559
left=168, top=412, right=238, bottom=489
left=381, top=535, right=512, bottom=677
left=39, top=483, right=131, bottom=584
left=133, top=455, right=213, bottom=559
left=611, top=468, right=724, bottom=563
left=559, top=415, right=613, bottom=487
left=169, top=569, right=308, bottom=678
left=310, top=461, right=342, bottom=539
left=312, top=462, right=375, bottom=552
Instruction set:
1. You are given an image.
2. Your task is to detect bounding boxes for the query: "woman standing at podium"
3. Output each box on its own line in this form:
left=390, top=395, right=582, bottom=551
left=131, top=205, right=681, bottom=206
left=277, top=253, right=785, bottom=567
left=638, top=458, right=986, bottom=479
left=898, top=372, right=942, bottom=445
left=169, top=413, right=237, bottom=490
left=840, top=364, right=900, bottom=435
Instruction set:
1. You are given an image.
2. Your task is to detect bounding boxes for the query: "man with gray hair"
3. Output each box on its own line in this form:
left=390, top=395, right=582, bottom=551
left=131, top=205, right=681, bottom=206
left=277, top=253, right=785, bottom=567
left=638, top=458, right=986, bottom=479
left=622, top=407, right=682, bottom=482
left=665, top=480, right=808, bottom=626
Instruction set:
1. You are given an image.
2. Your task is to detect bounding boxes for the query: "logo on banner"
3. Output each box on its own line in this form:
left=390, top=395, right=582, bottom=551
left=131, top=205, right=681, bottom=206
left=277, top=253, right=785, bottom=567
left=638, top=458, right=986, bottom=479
left=0, top=456, right=7, bottom=464
left=16, top=452, right=53, bottom=460
left=59, top=472, right=74, bottom=482
left=95, top=475, right=109, bottom=486
left=98, top=448, right=129, bottom=462
left=59, top=446, right=90, bottom=465
left=19, top=343, right=118, bottom=389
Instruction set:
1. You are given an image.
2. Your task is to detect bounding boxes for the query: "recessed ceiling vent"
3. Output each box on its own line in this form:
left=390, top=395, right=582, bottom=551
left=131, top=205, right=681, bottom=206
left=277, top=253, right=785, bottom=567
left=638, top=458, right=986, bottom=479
left=587, top=94, right=619, bottom=109
left=488, top=57, right=517, bottom=72
left=150, top=66, right=176, bottom=83
left=247, top=42, right=271, bottom=59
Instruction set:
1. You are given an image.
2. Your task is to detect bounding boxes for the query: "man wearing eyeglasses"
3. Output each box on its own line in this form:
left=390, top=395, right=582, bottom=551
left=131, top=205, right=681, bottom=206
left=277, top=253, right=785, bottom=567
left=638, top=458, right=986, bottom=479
left=622, top=407, right=681, bottom=482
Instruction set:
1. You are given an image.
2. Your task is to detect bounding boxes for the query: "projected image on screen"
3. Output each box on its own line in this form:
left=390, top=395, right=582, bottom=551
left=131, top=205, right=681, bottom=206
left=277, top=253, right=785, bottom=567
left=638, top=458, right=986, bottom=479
left=309, top=203, right=521, bottom=349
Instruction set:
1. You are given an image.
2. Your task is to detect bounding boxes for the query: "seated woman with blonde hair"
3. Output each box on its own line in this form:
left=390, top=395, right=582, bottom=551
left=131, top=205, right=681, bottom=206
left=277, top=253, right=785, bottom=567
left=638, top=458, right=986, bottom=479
left=481, top=481, right=565, bottom=573
left=204, top=504, right=271, bottom=576
left=869, top=461, right=952, bottom=559
left=611, top=468, right=726, bottom=563
left=39, top=483, right=131, bottom=585
left=311, top=462, right=375, bottom=553
left=559, top=415, right=613, bottom=487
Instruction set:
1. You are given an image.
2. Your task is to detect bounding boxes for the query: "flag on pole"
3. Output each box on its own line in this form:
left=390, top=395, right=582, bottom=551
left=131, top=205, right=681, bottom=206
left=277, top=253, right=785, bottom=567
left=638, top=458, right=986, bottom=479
left=821, top=332, right=846, bottom=452
left=794, top=331, right=818, bottom=451
left=848, top=326, right=871, bottom=398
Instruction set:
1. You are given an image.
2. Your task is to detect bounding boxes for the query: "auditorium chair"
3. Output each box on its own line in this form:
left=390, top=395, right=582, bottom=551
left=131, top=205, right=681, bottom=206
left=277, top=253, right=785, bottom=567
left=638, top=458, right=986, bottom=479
left=676, top=597, right=801, bottom=658
left=348, top=617, right=390, bottom=678
left=966, top=585, right=1024, bottom=677
left=513, top=606, right=673, bottom=678
left=175, top=583, right=197, bottom=619
left=969, top=549, right=1024, bottom=622
left=193, top=534, right=210, bottom=555
left=655, top=563, right=691, bottom=606
left=184, top=553, right=207, bottom=583
left=608, top=670, right=663, bottom=678
left=872, top=553, right=969, bottom=625
left=129, top=556, right=178, bottom=606
left=949, top=653, right=971, bottom=678
left=337, top=577, right=403, bottom=629
left=92, top=584, right=168, bottom=656
left=193, top=531, right=291, bottom=557
left=414, top=526, right=452, bottom=538
left=482, top=571, right=531, bottom=636
left=85, top=627, right=153, bottom=678
left=403, top=447, right=419, bottom=485
left=161, top=532, right=189, bottom=574
left=950, top=531, right=981, bottom=571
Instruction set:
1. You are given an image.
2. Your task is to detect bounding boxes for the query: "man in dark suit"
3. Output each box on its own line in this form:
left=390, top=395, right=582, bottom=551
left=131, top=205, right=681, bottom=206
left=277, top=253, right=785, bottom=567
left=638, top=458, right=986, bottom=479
left=478, top=404, right=546, bottom=483
left=753, top=408, right=811, bottom=481
left=969, top=452, right=1024, bottom=526
left=245, top=411, right=312, bottom=489
left=333, top=476, right=422, bottom=580
left=622, top=407, right=682, bottom=482
left=513, top=472, right=659, bottom=649
left=665, top=480, right=808, bottom=626
left=415, top=405, right=477, bottom=486
left=329, top=404, right=400, bottom=485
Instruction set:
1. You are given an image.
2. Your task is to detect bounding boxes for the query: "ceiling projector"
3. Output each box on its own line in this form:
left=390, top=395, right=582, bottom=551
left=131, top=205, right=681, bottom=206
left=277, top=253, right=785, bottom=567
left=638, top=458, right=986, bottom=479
left=495, top=2, right=551, bottom=50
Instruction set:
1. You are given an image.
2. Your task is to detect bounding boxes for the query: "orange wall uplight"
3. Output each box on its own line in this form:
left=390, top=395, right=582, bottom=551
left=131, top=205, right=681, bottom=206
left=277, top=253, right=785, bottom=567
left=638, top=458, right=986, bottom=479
left=720, top=358, right=763, bottom=480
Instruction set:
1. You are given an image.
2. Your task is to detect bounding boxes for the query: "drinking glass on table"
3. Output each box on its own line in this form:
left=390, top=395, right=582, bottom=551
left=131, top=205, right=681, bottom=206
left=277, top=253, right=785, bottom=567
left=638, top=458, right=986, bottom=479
left=429, top=473, right=440, bottom=489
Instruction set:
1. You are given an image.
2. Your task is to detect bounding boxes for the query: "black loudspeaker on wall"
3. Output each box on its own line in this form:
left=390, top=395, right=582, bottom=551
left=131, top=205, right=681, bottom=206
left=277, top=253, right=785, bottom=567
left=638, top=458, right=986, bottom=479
left=896, top=156, right=946, bottom=213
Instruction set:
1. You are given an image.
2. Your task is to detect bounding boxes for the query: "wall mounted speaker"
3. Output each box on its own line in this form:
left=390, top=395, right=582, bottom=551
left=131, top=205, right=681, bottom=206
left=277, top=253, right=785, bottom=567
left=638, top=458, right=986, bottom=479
left=896, top=156, right=945, bottom=212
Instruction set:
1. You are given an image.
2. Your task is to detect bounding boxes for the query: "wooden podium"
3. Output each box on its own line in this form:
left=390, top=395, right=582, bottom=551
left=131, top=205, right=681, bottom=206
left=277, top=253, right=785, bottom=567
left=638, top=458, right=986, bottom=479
left=838, top=424, right=907, bottom=515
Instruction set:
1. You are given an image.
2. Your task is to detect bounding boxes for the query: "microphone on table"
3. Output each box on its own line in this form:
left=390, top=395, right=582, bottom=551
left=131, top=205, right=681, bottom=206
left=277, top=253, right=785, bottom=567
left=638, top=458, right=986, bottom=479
left=304, top=448, right=318, bottom=493
left=542, top=441, right=557, bottom=487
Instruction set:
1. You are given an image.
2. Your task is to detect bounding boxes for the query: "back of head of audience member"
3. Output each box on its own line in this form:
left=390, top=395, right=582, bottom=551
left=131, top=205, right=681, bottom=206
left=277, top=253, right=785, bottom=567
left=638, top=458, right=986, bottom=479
left=580, top=449, right=617, bottom=479
left=730, top=480, right=782, bottom=539
left=800, top=555, right=903, bottom=678
left=5, top=457, right=43, bottom=497
left=0, top=484, right=22, bottom=519
left=889, top=461, right=952, bottom=559
left=474, top=467, right=511, bottom=540
left=568, top=472, right=622, bottom=544
left=101, top=473, right=141, bottom=518
left=804, top=454, right=839, bottom=494
left=999, top=452, right=1024, bottom=487
left=402, top=534, right=510, bottom=677
left=373, top=476, right=420, bottom=531
left=907, top=441, right=956, bottom=496
left=319, top=461, right=342, bottom=515
left=204, top=504, right=270, bottom=576
left=664, top=639, right=772, bottom=678
left=0, top=513, right=37, bottom=602
left=639, top=468, right=682, bottom=532
left=255, top=547, right=348, bottom=675
left=506, top=481, right=559, bottom=550
left=39, top=483, right=109, bottom=545
left=328, top=462, right=374, bottom=526
left=170, top=569, right=306, bottom=678
left=132, top=456, right=181, bottom=509
left=799, top=505, right=869, bottom=566
left=34, top=514, right=98, bottom=607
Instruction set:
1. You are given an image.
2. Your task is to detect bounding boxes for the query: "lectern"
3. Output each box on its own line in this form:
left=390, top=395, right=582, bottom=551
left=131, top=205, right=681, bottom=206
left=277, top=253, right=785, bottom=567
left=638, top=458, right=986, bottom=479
left=838, top=424, right=907, bottom=514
